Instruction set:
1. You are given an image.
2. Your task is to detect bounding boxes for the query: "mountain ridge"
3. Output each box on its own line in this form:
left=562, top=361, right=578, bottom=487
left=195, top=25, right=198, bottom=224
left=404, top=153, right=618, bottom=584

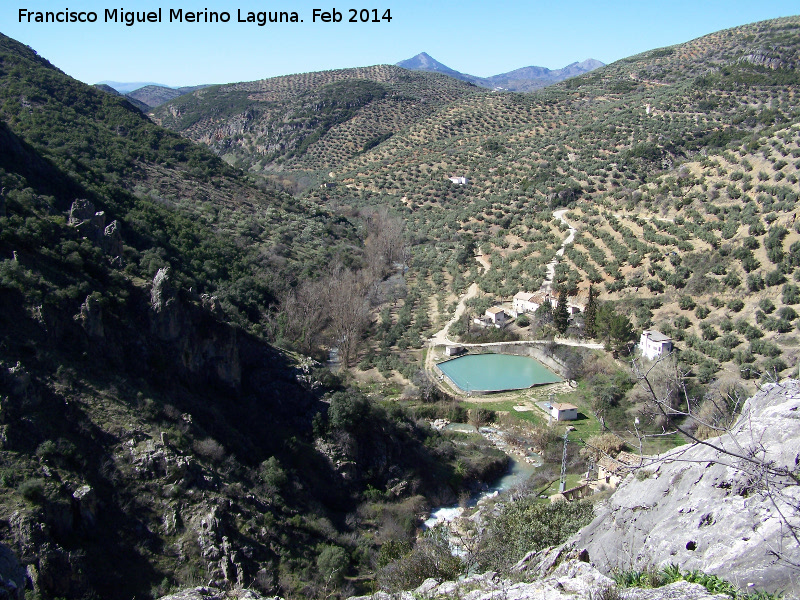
left=396, top=52, right=605, bottom=91
left=96, top=80, right=170, bottom=93
left=148, top=64, right=482, bottom=172
left=126, top=84, right=212, bottom=108
left=93, top=81, right=214, bottom=110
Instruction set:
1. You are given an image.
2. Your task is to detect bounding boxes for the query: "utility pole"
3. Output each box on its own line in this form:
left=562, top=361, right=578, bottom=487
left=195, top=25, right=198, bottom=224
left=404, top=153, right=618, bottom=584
left=559, top=429, right=568, bottom=493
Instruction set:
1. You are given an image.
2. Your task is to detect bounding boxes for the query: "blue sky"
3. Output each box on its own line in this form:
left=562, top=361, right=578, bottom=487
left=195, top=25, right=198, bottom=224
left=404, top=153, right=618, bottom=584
left=4, top=1, right=799, bottom=87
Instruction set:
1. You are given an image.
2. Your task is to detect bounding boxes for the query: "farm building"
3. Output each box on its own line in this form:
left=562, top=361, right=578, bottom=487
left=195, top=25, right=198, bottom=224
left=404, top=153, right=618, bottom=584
left=513, top=292, right=540, bottom=315
left=550, top=402, right=578, bottom=421
left=448, top=176, right=469, bottom=185
left=639, top=330, right=673, bottom=360
left=595, top=451, right=643, bottom=488
left=513, top=291, right=557, bottom=316
left=484, top=306, right=508, bottom=326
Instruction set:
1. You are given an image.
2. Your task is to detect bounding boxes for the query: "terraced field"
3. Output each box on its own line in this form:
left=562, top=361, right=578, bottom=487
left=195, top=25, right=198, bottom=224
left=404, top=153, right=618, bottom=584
left=150, top=65, right=482, bottom=175
left=154, top=16, right=800, bottom=387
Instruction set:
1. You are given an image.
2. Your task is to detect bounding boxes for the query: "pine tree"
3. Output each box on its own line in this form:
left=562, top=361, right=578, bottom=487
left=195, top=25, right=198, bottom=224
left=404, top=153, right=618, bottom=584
left=584, top=285, right=597, bottom=339
left=554, top=288, right=569, bottom=334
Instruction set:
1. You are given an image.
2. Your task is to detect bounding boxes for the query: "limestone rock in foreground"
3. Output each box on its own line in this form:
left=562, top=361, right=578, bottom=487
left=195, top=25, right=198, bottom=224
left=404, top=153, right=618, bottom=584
left=157, top=586, right=277, bottom=600
left=568, top=379, right=800, bottom=595
left=348, top=560, right=730, bottom=600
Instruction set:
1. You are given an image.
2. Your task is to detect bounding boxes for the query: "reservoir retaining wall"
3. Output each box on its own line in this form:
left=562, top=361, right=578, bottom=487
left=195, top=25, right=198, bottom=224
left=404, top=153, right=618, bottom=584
left=432, top=342, right=570, bottom=395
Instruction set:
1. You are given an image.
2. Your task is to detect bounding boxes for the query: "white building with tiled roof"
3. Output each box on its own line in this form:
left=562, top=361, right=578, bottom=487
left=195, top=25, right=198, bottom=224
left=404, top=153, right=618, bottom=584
left=513, top=292, right=540, bottom=315
left=513, top=291, right=557, bottom=316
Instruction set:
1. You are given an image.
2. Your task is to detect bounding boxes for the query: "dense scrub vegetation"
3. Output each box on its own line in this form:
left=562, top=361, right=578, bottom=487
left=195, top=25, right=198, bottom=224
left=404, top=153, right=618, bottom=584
left=0, top=33, right=368, bottom=340
left=0, top=33, right=506, bottom=600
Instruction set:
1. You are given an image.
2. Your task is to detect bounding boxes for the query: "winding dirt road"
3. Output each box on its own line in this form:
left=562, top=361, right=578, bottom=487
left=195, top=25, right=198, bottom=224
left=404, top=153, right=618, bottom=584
left=541, top=209, right=576, bottom=294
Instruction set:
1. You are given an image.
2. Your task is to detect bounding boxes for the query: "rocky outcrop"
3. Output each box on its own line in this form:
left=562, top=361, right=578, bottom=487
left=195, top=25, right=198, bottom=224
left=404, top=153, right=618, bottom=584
left=0, top=361, right=40, bottom=414
left=68, top=199, right=100, bottom=227
left=8, top=511, right=87, bottom=598
left=740, top=52, right=792, bottom=70
left=200, top=293, right=224, bottom=319
left=75, top=294, right=104, bottom=338
left=158, top=587, right=273, bottom=600
left=67, top=199, right=123, bottom=258
left=150, top=267, right=182, bottom=340
left=101, top=220, right=122, bottom=257
left=0, top=361, right=42, bottom=448
left=68, top=199, right=107, bottom=244
left=185, top=504, right=248, bottom=588
left=564, top=379, right=800, bottom=595
left=148, top=267, right=242, bottom=387
left=71, top=485, right=98, bottom=530
left=349, top=560, right=731, bottom=600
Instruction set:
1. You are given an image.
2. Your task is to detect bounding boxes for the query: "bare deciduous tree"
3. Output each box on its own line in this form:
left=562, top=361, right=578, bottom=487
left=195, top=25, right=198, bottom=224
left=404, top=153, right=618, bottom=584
left=364, top=207, right=407, bottom=269
left=326, top=266, right=371, bottom=369
left=279, top=278, right=328, bottom=354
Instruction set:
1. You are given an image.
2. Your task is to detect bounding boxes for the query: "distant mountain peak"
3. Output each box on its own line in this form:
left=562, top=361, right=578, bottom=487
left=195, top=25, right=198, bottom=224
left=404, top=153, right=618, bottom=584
left=396, top=52, right=464, bottom=78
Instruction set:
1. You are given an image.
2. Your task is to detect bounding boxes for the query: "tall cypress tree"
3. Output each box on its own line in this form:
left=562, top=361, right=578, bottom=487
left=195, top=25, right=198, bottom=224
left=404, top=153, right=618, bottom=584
left=584, top=285, right=597, bottom=339
left=554, top=287, right=569, bottom=334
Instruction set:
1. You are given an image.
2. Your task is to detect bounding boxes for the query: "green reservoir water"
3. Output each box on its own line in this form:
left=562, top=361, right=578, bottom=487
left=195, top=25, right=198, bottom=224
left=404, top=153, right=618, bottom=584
left=437, top=353, right=561, bottom=392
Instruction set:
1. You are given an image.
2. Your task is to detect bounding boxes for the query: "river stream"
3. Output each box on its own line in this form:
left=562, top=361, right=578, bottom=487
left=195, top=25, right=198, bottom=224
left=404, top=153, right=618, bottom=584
left=424, top=425, right=541, bottom=529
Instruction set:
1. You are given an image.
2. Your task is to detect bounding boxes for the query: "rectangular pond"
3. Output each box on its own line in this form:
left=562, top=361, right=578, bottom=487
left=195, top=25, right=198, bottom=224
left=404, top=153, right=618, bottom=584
left=437, top=353, right=561, bottom=393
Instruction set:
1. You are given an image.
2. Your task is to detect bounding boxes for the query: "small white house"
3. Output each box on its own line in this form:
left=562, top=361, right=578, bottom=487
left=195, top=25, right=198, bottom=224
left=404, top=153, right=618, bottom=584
left=639, top=330, right=673, bottom=360
left=550, top=402, right=578, bottom=421
left=445, top=345, right=465, bottom=357
left=448, top=176, right=469, bottom=185
left=484, top=306, right=507, bottom=326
